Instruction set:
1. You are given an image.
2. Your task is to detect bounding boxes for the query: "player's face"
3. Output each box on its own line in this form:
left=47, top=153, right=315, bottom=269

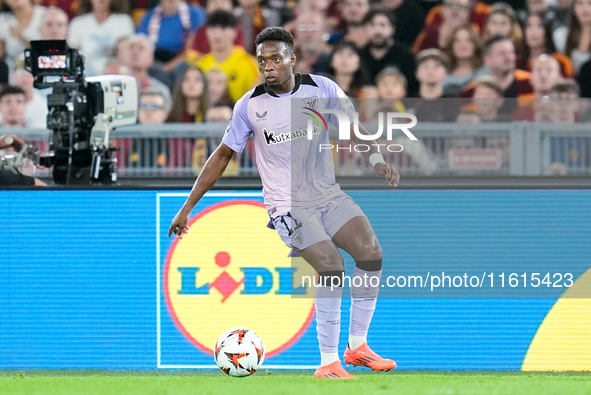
left=256, top=41, right=296, bottom=91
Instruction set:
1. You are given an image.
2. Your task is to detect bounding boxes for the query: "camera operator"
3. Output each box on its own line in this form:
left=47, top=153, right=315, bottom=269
left=0, top=134, right=46, bottom=186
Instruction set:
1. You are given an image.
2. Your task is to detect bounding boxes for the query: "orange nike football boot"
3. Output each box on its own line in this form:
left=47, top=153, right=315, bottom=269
left=314, top=361, right=357, bottom=379
left=344, top=343, right=397, bottom=371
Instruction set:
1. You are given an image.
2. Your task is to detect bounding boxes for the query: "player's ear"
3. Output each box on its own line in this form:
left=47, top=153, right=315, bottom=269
left=291, top=53, right=296, bottom=67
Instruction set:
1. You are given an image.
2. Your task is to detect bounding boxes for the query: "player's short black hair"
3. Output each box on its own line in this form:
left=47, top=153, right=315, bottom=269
left=206, top=9, right=237, bottom=28
left=255, top=27, right=294, bottom=53
left=0, top=85, right=26, bottom=101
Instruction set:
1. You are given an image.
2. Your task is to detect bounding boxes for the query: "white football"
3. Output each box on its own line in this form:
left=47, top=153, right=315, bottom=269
left=214, top=327, right=265, bottom=377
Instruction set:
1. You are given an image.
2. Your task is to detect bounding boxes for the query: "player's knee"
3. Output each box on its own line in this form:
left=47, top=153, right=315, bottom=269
left=362, top=237, right=382, bottom=261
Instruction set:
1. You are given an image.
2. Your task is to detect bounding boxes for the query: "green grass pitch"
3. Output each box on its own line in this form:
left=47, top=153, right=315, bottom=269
left=1, top=370, right=590, bottom=395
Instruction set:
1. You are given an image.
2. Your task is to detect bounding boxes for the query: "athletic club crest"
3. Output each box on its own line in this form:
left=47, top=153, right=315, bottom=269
left=303, top=96, right=318, bottom=110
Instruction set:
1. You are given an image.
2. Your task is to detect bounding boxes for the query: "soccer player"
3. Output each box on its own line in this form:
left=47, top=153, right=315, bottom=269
left=168, top=27, right=399, bottom=379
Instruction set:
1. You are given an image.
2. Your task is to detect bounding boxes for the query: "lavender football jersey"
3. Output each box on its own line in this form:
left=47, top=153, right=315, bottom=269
left=222, top=73, right=356, bottom=217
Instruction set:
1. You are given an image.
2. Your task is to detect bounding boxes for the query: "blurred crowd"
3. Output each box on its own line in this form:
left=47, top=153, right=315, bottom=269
left=0, top=0, right=590, bottom=173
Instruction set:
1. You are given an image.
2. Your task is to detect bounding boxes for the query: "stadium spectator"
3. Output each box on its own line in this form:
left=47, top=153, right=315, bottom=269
left=518, top=11, right=575, bottom=78
left=545, top=80, right=582, bottom=122
left=167, top=65, right=210, bottom=123
left=359, top=8, right=418, bottom=96
left=423, top=0, right=491, bottom=31
left=234, top=0, right=281, bottom=54
left=68, top=0, right=134, bottom=77
left=408, top=48, right=460, bottom=122
left=516, top=0, right=568, bottom=32
left=130, top=89, right=170, bottom=168
left=513, top=55, right=563, bottom=120
left=471, top=76, right=507, bottom=121
left=481, top=3, right=523, bottom=51
left=186, top=0, right=246, bottom=55
left=293, top=12, right=332, bottom=75
left=10, top=66, right=47, bottom=128
left=39, top=6, right=68, bottom=40
left=186, top=10, right=260, bottom=104
left=530, top=54, right=564, bottom=97
left=205, top=68, right=233, bottom=106
left=382, top=0, right=426, bottom=49
left=138, top=89, right=171, bottom=125
left=0, top=85, right=27, bottom=127
left=462, top=35, right=533, bottom=98
left=323, top=41, right=367, bottom=98
left=553, top=0, right=591, bottom=73
left=0, top=0, right=46, bottom=73
left=413, top=0, right=472, bottom=53
left=544, top=80, right=586, bottom=174
left=363, top=66, right=407, bottom=121
left=441, top=24, right=487, bottom=97
left=122, top=34, right=172, bottom=104
left=415, top=49, right=449, bottom=99
left=137, top=0, right=207, bottom=71
left=112, top=36, right=174, bottom=91
left=328, top=0, right=370, bottom=49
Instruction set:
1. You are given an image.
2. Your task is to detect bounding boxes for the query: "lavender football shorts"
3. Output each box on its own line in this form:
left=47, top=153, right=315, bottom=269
left=271, top=192, right=366, bottom=251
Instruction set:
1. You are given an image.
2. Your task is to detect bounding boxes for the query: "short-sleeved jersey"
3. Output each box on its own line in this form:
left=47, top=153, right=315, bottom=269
left=222, top=73, right=356, bottom=217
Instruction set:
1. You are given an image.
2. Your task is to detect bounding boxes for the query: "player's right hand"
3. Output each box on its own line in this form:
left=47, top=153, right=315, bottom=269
left=168, top=208, right=191, bottom=239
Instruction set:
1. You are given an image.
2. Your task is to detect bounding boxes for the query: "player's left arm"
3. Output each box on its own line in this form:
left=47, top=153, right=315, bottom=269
left=350, top=123, right=400, bottom=187
left=320, top=75, right=400, bottom=187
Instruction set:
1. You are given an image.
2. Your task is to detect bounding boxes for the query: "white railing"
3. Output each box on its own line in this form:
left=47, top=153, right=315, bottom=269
left=2, top=122, right=590, bottom=178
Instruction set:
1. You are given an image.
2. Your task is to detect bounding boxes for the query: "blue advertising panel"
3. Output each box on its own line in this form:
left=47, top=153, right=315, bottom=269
left=1, top=189, right=590, bottom=370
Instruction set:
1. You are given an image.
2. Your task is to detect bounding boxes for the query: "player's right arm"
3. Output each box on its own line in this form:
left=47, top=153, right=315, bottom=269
left=168, top=93, right=253, bottom=239
left=168, top=143, right=235, bottom=238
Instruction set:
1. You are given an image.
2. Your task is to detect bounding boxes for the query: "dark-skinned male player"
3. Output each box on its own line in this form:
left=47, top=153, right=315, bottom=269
left=169, top=27, right=399, bottom=379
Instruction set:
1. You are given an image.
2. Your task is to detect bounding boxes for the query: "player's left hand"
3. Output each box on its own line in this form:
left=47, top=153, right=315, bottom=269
left=375, top=163, right=400, bottom=187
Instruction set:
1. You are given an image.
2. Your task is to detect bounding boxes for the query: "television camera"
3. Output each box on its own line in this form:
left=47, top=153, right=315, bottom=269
left=24, top=40, right=137, bottom=184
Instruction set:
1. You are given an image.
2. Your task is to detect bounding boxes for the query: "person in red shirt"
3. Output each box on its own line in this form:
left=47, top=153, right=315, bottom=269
left=413, top=0, right=474, bottom=53
left=185, top=0, right=246, bottom=55
left=423, top=0, right=491, bottom=31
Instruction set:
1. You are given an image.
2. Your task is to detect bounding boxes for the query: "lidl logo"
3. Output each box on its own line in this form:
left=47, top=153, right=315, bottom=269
left=164, top=201, right=315, bottom=358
